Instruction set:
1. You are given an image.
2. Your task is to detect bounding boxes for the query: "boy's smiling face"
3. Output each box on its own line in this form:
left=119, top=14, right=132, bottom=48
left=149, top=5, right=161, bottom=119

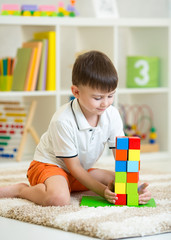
left=71, top=85, right=115, bottom=120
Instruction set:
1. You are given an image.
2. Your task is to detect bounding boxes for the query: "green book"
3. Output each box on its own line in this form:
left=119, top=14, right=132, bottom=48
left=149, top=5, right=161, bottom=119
left=80, top=196, right=156, bottom=208
left=12, top=48, right=32, bottom=91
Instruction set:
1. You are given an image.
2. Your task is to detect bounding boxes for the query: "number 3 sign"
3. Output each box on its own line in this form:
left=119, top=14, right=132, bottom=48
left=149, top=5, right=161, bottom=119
left=126, top=56, right=160, bottom=88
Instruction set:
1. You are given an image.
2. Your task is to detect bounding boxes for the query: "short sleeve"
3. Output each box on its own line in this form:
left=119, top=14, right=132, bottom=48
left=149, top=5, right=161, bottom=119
left=107, top=107, right=125, bottom=148
left=48, top=120, right=78, bottom=158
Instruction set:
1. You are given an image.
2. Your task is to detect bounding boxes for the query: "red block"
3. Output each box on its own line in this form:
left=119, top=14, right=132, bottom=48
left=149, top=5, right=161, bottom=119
left=129, top=137, right=140, bottom=149
left=115, top=194, right=127, bottom=205
left=115, top=149, right=127, bottom=161
left=127, top=172, right=139, bottom=183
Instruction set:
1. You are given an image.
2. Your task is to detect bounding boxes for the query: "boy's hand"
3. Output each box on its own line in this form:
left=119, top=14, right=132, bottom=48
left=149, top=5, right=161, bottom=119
left=138, top=182, right=151, bottom=205
left=104, top=181, right=118, bottom=204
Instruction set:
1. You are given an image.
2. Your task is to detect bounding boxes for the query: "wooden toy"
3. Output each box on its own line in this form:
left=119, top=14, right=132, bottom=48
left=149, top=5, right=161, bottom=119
left=39, top=5, right=57, bottom=17
left=115, top=149, right=127, bottom=161
left=115, top=136, right=140, bottom=206
left=128, top=149, right=140, bottom=161
left=21, top=5, right=39, bottom=16
left=80, top=136, right=156, bottom=208
left=1, top=4, right=20, bottom=16
left=126, top=56, right=160, bottom=88
left=115, top=161, right=127, bottom=172
left=0, top=100, right=39, bottom=161
left=116, top=137, right=129, bottom=150
left=1, top=1, right=79, bottom=18
left=119, top=104, right=159, bottom=153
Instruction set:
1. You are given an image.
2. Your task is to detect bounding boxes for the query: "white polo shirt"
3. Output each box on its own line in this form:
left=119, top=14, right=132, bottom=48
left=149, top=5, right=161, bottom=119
left=34, top=99, right=124, bottom=173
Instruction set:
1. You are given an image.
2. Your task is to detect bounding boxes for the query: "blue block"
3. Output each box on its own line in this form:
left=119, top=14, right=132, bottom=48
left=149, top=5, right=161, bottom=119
left=115, top=161, right=127, bottom=172
left=116, top=137, right=129, bottom=150
left=127, top=161, right=139, bottom=172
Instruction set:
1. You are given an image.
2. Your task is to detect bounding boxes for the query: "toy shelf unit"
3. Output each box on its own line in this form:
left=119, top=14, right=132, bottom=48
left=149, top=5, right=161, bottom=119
left=0, top=16, right=170, bottom=161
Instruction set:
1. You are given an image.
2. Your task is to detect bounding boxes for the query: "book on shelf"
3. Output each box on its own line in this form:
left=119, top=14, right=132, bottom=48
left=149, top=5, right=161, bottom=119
left=34, top=31, right=56, bottom=91
left=22, top=41, right=43, bottom=91
left=12, top=48, right=33, bottom=91
left=33, top=39, right=48, bottom=91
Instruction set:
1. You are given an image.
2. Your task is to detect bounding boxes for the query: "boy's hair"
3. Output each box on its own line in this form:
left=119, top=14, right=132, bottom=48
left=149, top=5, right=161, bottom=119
left=72, top=50, right=118, bottom=92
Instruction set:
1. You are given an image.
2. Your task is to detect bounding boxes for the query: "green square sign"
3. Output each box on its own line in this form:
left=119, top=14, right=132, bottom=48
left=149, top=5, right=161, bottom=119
left=126, top=56, right=160, bottom=88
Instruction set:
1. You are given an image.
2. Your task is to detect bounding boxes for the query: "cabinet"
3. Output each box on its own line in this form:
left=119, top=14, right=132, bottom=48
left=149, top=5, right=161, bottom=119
left=0, top=16, right=170, bottom=161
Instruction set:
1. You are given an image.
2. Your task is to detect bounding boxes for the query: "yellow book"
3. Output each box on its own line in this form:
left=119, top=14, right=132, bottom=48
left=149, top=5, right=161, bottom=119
left=22, top=41, right=42, bottom=91
left=34, top=31, right=56, bottom=91
left=24, top=47, right=38, bottom=91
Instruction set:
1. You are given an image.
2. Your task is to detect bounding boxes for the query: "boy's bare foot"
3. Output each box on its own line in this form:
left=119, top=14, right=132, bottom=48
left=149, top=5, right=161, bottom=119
left=0, top=183, right=29, bottom=198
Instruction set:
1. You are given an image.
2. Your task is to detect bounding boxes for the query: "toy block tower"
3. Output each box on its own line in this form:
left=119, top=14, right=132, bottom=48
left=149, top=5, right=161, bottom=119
left=114, top=136, right=140, bottom=206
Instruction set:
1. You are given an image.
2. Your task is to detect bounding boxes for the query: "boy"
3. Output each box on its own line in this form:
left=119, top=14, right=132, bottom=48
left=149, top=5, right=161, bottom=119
left=0, top=51, right=151, bottom=206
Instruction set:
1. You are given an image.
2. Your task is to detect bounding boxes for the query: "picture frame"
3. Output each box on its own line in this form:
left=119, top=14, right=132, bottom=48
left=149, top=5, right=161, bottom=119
left=93, top=0, right=119, bottom=18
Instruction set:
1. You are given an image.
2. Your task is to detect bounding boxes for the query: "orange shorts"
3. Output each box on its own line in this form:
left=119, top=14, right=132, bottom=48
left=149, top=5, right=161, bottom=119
left=27, top=160, right=95, bottom=192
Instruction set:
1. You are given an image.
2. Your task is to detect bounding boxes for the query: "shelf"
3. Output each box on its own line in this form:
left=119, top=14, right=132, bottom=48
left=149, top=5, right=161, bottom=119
left=117, top=87, right=169, bottom=94
left=0, top=13, right=170, bottom=162
left=0, top=16, right=170, bottom=27
left=0, top=91, right=56, bottom=97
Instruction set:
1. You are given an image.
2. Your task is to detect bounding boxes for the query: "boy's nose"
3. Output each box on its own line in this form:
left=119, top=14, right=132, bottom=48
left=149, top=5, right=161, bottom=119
left=101, top=99, right=108, bottom=107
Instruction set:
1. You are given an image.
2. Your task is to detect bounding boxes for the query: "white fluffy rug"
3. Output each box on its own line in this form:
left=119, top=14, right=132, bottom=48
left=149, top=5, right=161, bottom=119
left=0, top=163, right=171, bottom=239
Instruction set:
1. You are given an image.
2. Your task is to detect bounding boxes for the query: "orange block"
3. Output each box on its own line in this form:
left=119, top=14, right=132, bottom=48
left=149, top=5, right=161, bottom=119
left=127, top=172, right=139, bottom=183
left=115, top=149, right=127, bottom=161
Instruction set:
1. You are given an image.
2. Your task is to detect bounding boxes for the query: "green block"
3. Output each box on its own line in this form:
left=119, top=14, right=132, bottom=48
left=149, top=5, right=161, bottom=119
left=127, top=56, right=160, bottom=88
left=115, top=172, right=127, bottom=183
left=80, top=196, right=156, bottom=208
left=127, top=194, right=139, bottom=206
left=126, top=183, right=138, bottom=194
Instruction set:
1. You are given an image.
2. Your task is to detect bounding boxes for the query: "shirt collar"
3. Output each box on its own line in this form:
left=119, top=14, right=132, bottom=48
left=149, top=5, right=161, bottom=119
left=71, top=99, right=108, bottom=131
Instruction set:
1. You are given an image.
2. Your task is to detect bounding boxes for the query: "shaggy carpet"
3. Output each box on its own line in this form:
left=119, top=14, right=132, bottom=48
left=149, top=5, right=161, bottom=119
left=0, top=163, right=171, bottom=239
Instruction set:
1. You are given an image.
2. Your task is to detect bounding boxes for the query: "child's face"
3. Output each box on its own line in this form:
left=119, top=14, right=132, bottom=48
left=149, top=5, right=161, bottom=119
left=71, top=85, right=115, bottom=118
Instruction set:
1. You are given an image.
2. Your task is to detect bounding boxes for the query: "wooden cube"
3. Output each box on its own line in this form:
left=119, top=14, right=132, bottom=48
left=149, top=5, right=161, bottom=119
left=115, top=161, right=127, bottom=172
left=115, top=194, right=127, bottom=205
left=127, top=172, right=139, bottom=183
left=127, top=194, right=139, bottom=206
left=115, top=149, right=128, bottom=161
left=116, top=137, right=129, bottom=150
left=115, top=183, right=126, bottom=194
left=126, top=56, right=160, bottom=88
left=126, top=183, right=138, bottom=194
left=115, top=172, right=127, bottom=183
left=127, top=161, right=139, bottom=172
left=128, top=149, right=140, bottom=161
left=129, top=137, right=140, bottom=149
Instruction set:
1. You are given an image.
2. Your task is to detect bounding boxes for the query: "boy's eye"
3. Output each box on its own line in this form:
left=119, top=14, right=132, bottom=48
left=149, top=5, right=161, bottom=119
left=108, top=95, right=114, bottom=98
left=94, top=97, right=101, bottom=100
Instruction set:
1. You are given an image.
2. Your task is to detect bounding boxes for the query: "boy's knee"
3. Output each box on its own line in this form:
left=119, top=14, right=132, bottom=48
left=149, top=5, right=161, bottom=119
left=44, top=192, right=70, bottom=206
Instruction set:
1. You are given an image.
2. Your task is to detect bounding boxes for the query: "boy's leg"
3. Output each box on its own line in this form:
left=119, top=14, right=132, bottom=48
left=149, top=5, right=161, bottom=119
left=0, top=175, right=70, bottom=206
left=20, top=175, right=70, bottom=206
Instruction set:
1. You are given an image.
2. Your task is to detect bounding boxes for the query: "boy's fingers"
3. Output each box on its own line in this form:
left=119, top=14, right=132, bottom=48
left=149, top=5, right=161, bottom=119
left=108, top=181, right=114, bottom=192
left=138, top=183, right=149, bottom=193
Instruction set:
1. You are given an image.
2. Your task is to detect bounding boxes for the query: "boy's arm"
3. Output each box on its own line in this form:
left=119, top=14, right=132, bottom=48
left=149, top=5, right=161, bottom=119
left=63, top=156, right=117, bottom=203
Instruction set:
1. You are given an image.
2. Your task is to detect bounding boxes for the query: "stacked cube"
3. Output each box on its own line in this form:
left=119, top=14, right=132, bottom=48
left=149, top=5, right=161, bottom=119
left=114, top=136, right=140, bottom=206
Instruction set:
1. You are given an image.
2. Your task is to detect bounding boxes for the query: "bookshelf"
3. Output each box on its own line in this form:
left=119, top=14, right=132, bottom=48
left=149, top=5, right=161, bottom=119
left=0, top=16, right=171, bottom=161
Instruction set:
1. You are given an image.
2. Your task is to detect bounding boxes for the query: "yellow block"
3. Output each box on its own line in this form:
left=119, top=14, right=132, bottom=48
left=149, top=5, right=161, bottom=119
left=128, top=149, right=140, bottom=161
left=115, top=183, right=126, bottom=194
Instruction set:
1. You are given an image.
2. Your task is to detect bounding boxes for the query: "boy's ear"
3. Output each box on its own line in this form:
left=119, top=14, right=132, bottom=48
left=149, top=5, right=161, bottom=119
left=71, top=85, right=80, bottom=99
